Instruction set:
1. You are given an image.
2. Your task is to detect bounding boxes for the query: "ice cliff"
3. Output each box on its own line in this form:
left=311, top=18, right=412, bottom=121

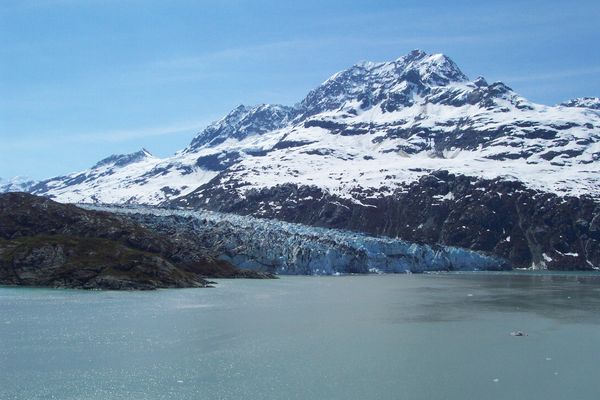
left=84, top=205, right=509, bottom=274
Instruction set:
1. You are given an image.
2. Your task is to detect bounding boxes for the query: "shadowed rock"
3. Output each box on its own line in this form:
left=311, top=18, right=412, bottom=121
left=0, top=193, right=273, bottom=290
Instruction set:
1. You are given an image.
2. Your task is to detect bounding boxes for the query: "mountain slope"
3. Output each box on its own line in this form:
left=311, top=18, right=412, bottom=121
left=185, top=173, right=599, bottom=270
left=26, top=50, right=600, bottom=204
left=7, top=50, right=600, bottom=269
left=561, top=97, right=600, bottom=110
left=0, top=176, right=38, bottom=193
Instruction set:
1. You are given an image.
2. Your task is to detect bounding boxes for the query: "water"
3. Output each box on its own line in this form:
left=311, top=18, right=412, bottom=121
left=1, top=273, right=600, bottom=400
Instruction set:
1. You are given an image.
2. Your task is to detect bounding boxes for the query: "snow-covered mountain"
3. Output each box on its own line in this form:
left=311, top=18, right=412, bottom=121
left=24, top=49, right=599, bottom=204
left=0, top=176, right=38, bottom=193
left=25, top=147, right=209, bottom=204
left=6, top=50, right=600, bottom=270
left=560, top=97, right=600, bottom=110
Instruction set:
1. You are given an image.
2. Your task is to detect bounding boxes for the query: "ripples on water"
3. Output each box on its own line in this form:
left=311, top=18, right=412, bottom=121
left=1, top=272, right=600, bottom=400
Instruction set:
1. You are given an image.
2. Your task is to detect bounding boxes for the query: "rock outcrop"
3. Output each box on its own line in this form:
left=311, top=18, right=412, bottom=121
left=0, top=193, right=273, bottom=290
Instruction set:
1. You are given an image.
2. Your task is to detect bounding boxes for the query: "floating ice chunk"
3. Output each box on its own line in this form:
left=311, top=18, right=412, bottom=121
left=510, top=331, right=527, bottom=337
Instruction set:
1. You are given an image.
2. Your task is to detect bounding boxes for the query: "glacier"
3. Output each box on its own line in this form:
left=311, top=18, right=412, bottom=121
left=83, top=205, right=509, bottom=274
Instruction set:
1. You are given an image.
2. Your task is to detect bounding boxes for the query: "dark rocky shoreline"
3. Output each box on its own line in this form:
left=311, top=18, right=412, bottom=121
left=0, top=193, right=274, bottom=290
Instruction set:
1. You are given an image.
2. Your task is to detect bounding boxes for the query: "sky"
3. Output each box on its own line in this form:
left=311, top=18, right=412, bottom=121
left=1, top=0, right=599, bottom=180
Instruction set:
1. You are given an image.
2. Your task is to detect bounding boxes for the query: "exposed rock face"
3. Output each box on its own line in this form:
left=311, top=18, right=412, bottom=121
left=174, top=171, right=600, bottom=270
left=297, top=50, right=469, bottom=119
left=0, top=193, right=272, bottom=290
left=0, top=235, right=209, bottom=290
left=186, top=104, right=296, bottom=150
left=561, top=97, right=600, bottom=110
left=92, top=148, right=154, bottom=169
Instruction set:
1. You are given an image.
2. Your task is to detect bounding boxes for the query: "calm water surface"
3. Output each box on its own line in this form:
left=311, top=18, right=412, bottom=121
left=2, top=273, right=600, bottom=400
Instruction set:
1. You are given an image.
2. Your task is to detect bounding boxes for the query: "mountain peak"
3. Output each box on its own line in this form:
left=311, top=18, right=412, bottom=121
left=93, top=148, right=153, bottom=169
left=473, top=76, right=489, bottom=87
left=298, top=50, right=469, bottom=117
left=401, top=49, right=428, bottom=61
left=185, top=51, right=474, bottom=150
left=560, top=97, right=600, bottom=110
left=397, top=51, right=468, bottom=85
left=0, top=176, right=38, bottom=193
left=186, top=103, right=295, bottom=151
left=19, top=50, right=600, bottom=213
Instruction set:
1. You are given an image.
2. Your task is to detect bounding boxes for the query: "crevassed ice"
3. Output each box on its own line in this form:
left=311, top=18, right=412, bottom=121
left=85, top=205, right=507, bottom=274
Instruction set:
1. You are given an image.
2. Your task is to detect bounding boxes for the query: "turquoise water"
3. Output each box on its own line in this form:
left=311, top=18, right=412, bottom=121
left=2, top=273, right=600, bottom=400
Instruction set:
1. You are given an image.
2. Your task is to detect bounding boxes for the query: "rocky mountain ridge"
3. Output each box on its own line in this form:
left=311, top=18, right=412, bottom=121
left=2, top=50, right=599, bottom=270
left=561, top=97, right=600, bottom=110
left=16, top=49, right=600, bottom=205
left=0, top=176, right=38, bottom=193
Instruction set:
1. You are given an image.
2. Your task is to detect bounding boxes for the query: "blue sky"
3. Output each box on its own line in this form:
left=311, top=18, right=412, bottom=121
left=1, top=0, right=599, bottom=179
